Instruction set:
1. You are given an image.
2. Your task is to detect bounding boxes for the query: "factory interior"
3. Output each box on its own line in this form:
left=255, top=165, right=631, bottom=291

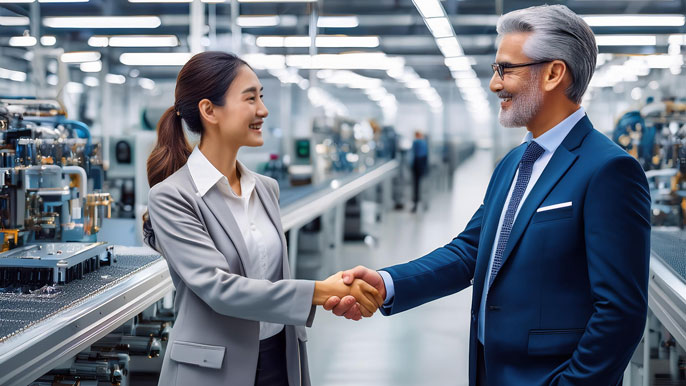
left=0, top=0, right=686, bottom=385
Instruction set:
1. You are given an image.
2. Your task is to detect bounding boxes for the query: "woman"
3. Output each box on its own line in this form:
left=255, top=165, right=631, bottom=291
left=143, top=51, right=382, bottom=386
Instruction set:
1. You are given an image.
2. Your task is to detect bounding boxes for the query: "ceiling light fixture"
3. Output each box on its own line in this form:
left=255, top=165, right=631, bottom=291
left=44, top=16, right=161, bottom=29
left=80, top=60, right=102, bottom=72
left=40, top=36, right=56, bottom=46
left=0, top=67, right=27, bottom=82
left=61, top=51, right=101, bottom=63
left=595, top=35, right=657, bottom=46
left=0, top=17, right=29, bottom=26
left=107, top=35, right=179, bottom=47
left=87, top=36, right=109, bottom=47
left=9, top=36, right=37, bottom=47
left=83, top=76, right=99, bottom=87
left=238, top=0, right=316, bottom=2
left=317, top=16, right=359, bottom=28
left=583, top=14, right=684, bottom=27
left=106, top=74, right=126, bottom=84
left=119, top=52, right=193, bottom=66
left=411, top=0, right=445, bottom=19
left=237, top=15, right=280, bottom=27
left=256, top=35, right=379, bottom=48
left=286, top=52, right=404, bottom=70
left=425, top=17, right=453, bottom=39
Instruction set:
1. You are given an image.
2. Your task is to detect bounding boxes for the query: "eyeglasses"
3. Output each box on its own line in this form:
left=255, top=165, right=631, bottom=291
left=491, top=61, right=551, bottom=80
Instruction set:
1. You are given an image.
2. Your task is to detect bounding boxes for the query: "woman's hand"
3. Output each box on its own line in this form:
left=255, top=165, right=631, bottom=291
left=313, top=272, right=383, bottom=317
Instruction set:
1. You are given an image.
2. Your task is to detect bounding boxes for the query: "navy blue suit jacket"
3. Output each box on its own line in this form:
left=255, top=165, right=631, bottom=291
left=381, top=116, right=651, bottom=386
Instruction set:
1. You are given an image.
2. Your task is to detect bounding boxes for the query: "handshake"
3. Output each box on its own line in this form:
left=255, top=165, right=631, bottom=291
left=312, top=266, right=386, bottom=319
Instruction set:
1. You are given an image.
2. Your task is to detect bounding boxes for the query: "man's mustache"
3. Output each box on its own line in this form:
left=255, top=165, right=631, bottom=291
left=497, top=91, right=513, bottom=99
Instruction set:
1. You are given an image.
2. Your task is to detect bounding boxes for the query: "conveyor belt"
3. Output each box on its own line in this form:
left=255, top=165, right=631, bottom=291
left=279, top=162, right=395, bottom=208
left=0, top=246, right=161, bottom=342
left=650, top=228, right=686, bottom=282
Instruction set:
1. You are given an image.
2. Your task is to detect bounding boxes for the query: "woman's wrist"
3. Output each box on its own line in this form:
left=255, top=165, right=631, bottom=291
left=312, top=281, right=329, bottom=305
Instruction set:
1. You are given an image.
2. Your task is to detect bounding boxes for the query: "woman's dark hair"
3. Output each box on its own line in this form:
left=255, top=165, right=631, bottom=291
left=143, top=51, right=249, bottom=248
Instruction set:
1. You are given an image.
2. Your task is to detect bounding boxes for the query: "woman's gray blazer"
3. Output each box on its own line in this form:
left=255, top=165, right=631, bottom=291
left=147, top=164, right=316, bottom=386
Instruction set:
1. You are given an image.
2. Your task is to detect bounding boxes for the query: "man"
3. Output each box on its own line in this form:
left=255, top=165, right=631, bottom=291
left=324, top=4, right=651, bottom=386
left=411, top=130, right=429, bottom=212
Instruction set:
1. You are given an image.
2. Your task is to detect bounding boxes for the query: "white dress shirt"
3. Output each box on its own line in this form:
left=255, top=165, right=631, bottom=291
left=379, top=107, right=586, bottom=343
left=187, top=146, right=284, bottom=340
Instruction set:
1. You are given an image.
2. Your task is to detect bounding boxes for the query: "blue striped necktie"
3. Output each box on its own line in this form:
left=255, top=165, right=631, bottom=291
left=489, top=141, right=545, bottom=286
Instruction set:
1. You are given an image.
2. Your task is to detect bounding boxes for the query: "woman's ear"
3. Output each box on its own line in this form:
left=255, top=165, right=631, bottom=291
left=198, top=99, right=218, bottom=125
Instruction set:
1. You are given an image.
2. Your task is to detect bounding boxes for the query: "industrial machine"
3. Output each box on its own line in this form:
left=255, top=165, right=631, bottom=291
left=0, top=98, right=114, bottom=290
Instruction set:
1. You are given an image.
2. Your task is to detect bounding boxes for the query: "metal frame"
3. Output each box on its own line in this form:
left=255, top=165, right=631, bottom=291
left=281, top=160, right=399, bottom=232
left=0, top=259, right=173, bottom=386
left=647, top=254, right=686, bottom=350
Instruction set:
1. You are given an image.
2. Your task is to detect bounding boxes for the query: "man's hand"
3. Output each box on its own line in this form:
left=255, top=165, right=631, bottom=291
left=323, top=266, right=386, bottom=321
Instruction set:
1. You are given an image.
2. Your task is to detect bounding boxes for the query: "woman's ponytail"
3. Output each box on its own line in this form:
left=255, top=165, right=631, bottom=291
left=143, top=106, right=192, bottom=248
left=147, top=106, right=192, bottom=189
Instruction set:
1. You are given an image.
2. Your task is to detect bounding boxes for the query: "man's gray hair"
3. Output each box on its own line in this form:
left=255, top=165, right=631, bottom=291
left=496, top=4, right=597, bottom=104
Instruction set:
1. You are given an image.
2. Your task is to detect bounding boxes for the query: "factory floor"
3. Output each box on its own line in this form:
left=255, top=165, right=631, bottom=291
left=307, top=149, right=493, bottom=386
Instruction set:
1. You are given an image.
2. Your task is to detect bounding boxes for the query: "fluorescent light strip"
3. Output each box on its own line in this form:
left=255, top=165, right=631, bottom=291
left=286, top=53, right=403, bottom=70
left=0, top=67, right=27, bottom=82
left=84, top=76, right=99, bottom=87
left=242, top=53, right=287, bottom=70
left=583, top=14, right=684, bottom=27
left=92, top=35, right=179, bottom=47
left=595, top=35, right=656, bottom=46
left=80, top=61, right=102, bottom=72
left=61, top=51, right=101, bottom=63
left=39, top=0, right=89, bottom=2
left=40, top=36, right=56, bottom=46
left=120, top=52, right=193, bottom=66
left=412, top=0, right=445, bottom=19
left=256, top=35, right=379, bottom=48
left=88, top=36, right=108, bottom=47
left=106, top=74, right=126, bottom=84
left=317, top=16, right=359, bottom=28
left=425, top=17, right=453, bottom=39
left=44, top=16, right=161, bottom=29
left=237, top=16, right=280, bottom=27
left=238, top=0, right=315, bottom=2
left=9, top=36, right=37, bottom=47
left=0, top=17, right=29, bottom=26
left=138, top=78, right=155, bottom=90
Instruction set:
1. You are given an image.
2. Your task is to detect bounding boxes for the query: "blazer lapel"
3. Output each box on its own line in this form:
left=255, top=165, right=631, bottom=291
left=201, top=186, right=249, bottom=276
left=488, top=116, right=593, bottom=289
left=473, top=144, right=526, bottom=291
left=253, top=177, right=290, bottom=279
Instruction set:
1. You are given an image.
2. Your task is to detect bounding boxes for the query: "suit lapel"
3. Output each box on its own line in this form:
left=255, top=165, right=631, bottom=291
left=488, top=116, right=593, bottom=289
left=201, top=186, right=249, bottom=276
left=253, top=177, right=290, bottom=279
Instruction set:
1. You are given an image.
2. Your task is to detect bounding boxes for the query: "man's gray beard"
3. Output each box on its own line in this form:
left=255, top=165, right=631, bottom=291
left=498, top=72, right=543, bottom=128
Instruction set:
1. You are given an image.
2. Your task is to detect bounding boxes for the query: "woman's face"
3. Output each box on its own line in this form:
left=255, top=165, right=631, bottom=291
left=213, top=65, right=269, bottom=148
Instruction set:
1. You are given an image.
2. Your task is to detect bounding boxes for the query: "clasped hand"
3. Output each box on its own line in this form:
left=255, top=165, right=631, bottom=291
left=313, top=270, right=383, bottom=317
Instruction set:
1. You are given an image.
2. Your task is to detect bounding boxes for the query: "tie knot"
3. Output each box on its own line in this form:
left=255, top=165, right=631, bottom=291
left=521, top=141, right=545, bottom=165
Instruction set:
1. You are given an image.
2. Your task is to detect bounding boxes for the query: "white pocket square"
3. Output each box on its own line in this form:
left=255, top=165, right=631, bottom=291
left=536, top=201, right=572, bottom=212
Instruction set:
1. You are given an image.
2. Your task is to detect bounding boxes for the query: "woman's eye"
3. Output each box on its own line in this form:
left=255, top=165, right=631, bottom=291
left=260, top=95, right=264, bottom=99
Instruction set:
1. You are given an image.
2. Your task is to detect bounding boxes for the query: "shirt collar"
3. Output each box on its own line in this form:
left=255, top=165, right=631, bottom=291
left=187, top=146, right=256, bottom=198
left=523, top=106, right=586, bottom=154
